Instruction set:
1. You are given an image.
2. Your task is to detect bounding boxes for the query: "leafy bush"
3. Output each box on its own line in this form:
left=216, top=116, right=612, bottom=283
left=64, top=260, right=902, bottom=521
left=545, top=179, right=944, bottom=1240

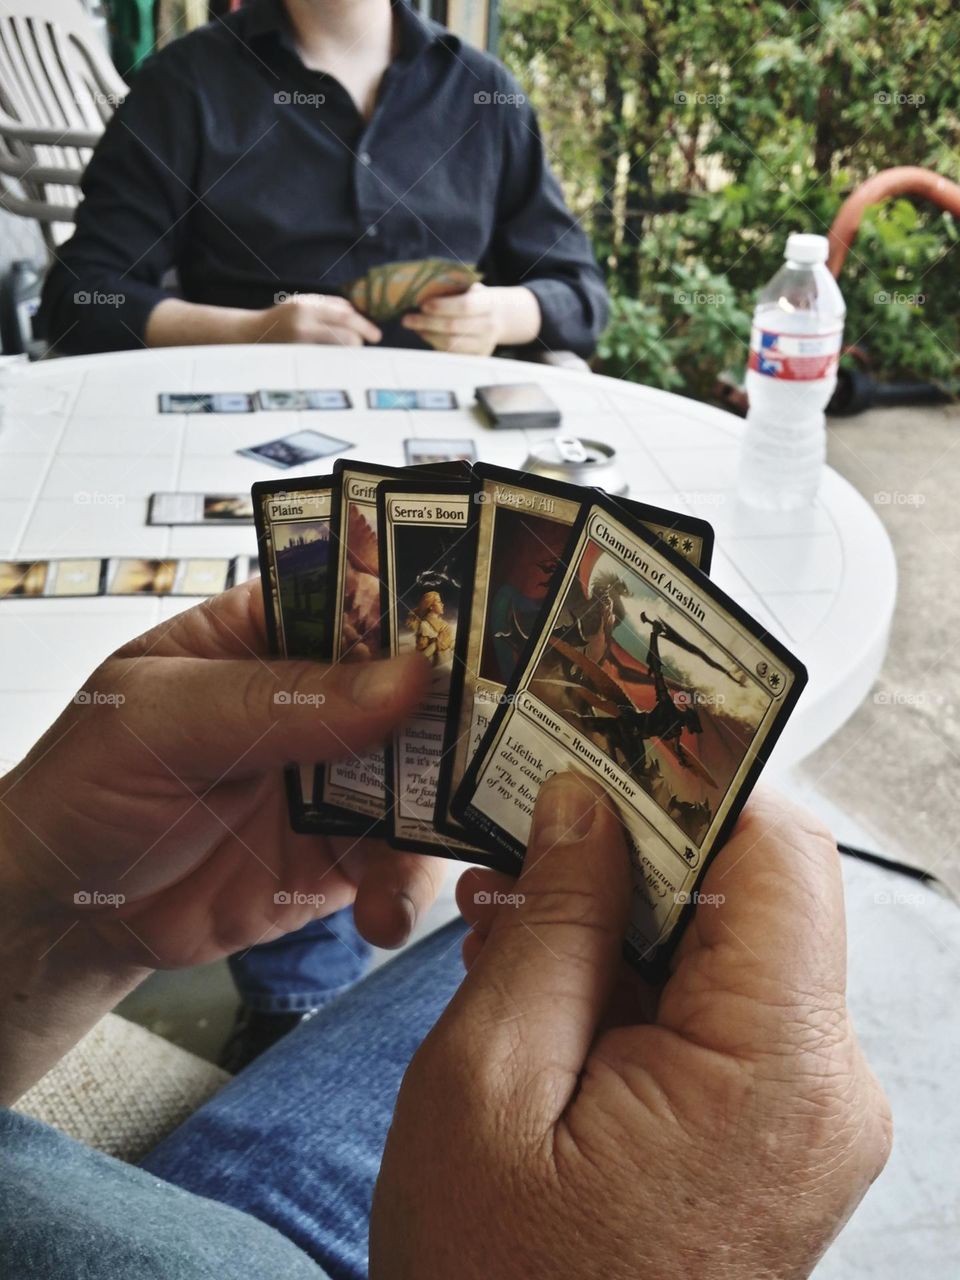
left=500, top=0, right=960, bottom=396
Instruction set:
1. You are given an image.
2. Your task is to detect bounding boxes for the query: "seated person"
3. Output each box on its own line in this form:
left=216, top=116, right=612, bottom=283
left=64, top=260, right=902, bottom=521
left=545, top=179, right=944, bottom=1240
left=39, top=0, right=609, bottom=358
left=0, top=581, right=891, bottom=1278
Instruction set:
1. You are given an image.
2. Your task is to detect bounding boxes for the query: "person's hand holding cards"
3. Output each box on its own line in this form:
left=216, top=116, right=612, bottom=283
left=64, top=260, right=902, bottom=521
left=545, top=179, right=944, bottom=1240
left=252, top=292, right=382, bottom=347
left=371, top=775, right=892, bottom=1280
left=402, top=283, right=542, bottom=356
left=0, top=579, right=447, bottom=984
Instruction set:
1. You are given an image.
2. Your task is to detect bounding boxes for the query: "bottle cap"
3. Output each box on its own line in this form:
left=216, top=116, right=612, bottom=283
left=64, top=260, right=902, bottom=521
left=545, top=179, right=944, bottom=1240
left=785, top=233, right=829, bottom=265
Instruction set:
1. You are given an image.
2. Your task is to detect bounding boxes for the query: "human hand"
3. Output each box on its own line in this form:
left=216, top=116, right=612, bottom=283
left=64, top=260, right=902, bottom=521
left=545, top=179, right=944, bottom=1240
left=400, top=283, right=540, bottom=355
left=254, top=292, right=382, bottom=346
left=0, top=581, right=444, bottom=975
left=371, top=774, right=891, bottom=1280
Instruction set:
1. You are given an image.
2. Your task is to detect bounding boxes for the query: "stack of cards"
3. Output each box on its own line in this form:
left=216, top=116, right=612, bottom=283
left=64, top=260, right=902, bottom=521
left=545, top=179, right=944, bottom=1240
left=254, top=460, right=807, bottom=973
left=342, top=259, right=481, bottom=324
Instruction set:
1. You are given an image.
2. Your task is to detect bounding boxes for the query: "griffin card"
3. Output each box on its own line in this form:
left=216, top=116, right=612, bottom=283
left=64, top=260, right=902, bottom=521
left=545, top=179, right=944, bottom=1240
left=435, top=465, right=714, bottom=839
left=253, top=476, right=364, bottom=835
left=377, top=479, right=489, bottom=857
left=317, top=462, right=404, bottom=826
left=452, top=492, right=805, bottom=972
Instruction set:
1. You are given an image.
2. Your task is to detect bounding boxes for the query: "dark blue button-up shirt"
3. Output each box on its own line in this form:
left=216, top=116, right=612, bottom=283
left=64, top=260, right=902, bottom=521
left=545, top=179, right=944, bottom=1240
left=40, top=0, right=609, bottom=357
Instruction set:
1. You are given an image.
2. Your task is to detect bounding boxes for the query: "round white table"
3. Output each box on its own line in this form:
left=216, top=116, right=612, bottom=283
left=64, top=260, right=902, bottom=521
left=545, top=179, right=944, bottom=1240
left=0, top=344, right=896, bottom=771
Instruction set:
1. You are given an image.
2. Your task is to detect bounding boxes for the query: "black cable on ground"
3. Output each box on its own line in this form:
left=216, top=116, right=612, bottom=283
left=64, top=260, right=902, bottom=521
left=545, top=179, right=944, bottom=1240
left=837, top=841, right=940, bottom=886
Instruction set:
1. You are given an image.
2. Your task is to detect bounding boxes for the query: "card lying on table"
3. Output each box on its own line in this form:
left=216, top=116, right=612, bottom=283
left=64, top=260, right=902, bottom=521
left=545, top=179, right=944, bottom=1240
left=377, top=478, right=491, bottom=860
left=451, top=490, right=806, bottom=974
left=434, top=464, right=715, bottom=841
left=148, top=493, right=254, bottom=526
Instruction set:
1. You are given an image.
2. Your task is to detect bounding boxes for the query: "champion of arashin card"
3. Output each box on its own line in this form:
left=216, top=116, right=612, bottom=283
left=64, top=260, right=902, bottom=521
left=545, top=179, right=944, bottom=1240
left=454, top=494, right=805, bottom=972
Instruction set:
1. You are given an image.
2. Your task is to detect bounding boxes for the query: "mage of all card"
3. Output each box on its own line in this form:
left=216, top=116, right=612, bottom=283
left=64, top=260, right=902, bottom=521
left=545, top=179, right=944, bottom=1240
left=253, top=476, right=365, bottom=834
left=158, top=392, right=254, bottom=414
left=238, top=430, right=354, bottom=469
left=256, top=389, right=352, bottom=412
left=148, top=493, right=254, bottom=526
left=377, top=479, right=489, bottom=857
left=452, top=491, right=806, bottom=973
left=435, top=464, right=715, bottom=841
left=367, top=389, right=458, bottom=411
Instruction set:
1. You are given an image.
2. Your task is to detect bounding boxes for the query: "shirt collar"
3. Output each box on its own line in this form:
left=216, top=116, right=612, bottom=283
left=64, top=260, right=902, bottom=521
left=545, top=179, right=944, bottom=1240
left=243, top=0, right=455, bottom=61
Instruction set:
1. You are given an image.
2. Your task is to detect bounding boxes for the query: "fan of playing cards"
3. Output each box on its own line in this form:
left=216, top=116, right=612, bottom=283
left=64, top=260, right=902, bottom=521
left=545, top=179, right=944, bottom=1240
left=253, top=460, right=807, bottom=974
left=342, top=258, right=482, bottom=323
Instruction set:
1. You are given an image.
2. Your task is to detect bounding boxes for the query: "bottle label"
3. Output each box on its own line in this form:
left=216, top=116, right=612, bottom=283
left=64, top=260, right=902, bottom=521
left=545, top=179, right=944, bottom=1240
left=748, top=327, right=843, bottom=380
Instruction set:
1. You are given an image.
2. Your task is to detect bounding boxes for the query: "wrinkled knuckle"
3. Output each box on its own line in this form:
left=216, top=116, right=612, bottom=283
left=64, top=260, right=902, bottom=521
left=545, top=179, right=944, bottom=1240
left=239, top=663, right=275, bottom=722
left=517, top=883, right=609, bottom=932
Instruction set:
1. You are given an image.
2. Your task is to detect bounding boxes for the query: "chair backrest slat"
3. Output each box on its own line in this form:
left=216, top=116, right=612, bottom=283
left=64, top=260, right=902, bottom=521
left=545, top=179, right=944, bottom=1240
left=0, top=0, right=127, bottom=248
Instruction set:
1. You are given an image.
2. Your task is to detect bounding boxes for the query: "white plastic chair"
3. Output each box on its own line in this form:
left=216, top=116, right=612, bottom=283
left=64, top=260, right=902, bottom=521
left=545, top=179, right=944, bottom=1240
left=0, top=0, right=127, bottom=247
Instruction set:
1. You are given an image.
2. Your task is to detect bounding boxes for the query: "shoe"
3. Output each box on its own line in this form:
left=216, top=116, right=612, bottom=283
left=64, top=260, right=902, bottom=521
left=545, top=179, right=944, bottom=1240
left=219, top=1004, right=318, bottom=1074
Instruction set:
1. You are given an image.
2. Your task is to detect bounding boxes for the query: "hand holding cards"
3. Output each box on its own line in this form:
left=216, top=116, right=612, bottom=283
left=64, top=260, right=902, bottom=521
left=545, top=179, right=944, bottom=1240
left=343, top=259, right=481, bottom=324
left=253, top=459, right=807, bottom=971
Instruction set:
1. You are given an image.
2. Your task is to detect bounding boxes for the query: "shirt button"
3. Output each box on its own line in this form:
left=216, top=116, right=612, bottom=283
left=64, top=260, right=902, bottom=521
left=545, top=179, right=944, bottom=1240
left=366, top=225, right=379, bottom=238
left=359, top=151, right=372, bottom=166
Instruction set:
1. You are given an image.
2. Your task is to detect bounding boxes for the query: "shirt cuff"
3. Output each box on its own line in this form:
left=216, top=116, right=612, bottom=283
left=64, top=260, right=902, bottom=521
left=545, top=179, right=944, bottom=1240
left=54, top=280, right=170, bottom=355
left=522, top=277, right=591, bottom=357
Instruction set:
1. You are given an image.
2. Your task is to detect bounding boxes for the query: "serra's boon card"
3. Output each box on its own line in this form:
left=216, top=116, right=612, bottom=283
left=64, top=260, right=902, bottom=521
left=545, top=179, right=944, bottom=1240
left=435, top=464, right=714, bottom=841
left=377, top=480, right=491, bottom=858
left=453, top=492, right=805, bottom=974
left=253, top=476, right=364, bottom=835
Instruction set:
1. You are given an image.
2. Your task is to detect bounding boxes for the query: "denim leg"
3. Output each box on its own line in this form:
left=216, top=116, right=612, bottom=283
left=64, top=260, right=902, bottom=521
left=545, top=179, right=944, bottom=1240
left=227, top=908, right=373, bottom=1013
left=142, top=918, right=468, bottom=1280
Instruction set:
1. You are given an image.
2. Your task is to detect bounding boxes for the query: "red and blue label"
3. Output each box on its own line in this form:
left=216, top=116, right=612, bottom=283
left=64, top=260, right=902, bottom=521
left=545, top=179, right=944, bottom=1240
left=748, top=327, right=842, bottom=380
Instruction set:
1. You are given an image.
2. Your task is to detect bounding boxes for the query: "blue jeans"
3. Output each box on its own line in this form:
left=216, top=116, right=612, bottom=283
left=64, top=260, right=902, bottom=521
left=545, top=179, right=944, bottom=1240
left=228, top=909, right=373, bottom=1013
left=0, top=919, right=468, bottom=1280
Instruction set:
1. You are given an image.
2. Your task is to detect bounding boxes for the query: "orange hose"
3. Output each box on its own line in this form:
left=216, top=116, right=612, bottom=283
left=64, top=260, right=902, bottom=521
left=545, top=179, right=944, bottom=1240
left=828, top=166, right=960, bottom=277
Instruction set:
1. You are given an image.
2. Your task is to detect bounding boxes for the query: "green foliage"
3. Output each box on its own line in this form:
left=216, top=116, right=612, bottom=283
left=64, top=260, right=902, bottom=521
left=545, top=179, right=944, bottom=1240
left=500, top=0, right=960, bottom=395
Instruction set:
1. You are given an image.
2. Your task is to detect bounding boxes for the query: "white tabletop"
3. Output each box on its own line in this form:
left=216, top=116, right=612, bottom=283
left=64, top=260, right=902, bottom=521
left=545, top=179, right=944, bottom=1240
left=0, top=344, right=896, bottom=771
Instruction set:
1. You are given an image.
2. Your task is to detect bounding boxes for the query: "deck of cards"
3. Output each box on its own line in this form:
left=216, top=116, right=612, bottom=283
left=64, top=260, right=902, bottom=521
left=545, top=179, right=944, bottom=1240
left=254, top=460, right=807, bottom=973
left=342, top=258, right=481, bottom=323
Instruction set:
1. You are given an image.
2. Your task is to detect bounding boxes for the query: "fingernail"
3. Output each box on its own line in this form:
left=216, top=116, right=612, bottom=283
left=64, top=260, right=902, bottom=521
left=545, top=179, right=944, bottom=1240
left=396, top=891, right=417, bottom=940
left=350, top=660, right=402, bottom=710
left=532, top=774, right=597, bottom=847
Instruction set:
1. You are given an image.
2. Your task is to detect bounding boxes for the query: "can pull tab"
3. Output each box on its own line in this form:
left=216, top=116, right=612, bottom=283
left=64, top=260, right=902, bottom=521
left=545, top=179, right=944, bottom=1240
left=555, top=435, right=588, bottom=464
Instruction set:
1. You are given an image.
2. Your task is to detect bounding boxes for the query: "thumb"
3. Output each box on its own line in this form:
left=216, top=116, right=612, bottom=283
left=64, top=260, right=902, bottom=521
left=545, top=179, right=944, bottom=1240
left=101, top=651, right=430, bottom=780
left=446, top=771, right=632, bottom=1123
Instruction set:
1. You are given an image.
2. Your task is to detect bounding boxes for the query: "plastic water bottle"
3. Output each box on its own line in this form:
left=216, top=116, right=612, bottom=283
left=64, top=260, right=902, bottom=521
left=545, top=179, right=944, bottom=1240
left=737, top=233, right=845, bottom=509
